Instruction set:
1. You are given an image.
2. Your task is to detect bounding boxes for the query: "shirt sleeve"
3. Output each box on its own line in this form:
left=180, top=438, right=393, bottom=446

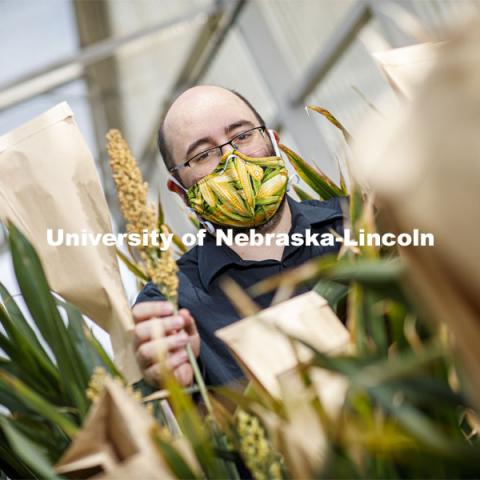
left=134, top=282, right=167, bottom=306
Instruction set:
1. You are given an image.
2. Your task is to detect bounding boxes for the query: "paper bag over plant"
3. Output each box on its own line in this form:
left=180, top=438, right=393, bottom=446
left=0, top=102, right=140, bottom=382
left=373, top=41, right=442, bottom=99
left=216, top=291, right=350, bottom=398
left=354, top=20, right=480, bottom=408
left=55, top=378, right=194, bottom=479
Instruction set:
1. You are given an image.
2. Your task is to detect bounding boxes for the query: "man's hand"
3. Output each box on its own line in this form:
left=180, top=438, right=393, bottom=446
left=132, top=301, right=200, bottom=387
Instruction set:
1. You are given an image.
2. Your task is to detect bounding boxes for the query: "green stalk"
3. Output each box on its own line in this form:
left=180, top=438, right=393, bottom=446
left=170, top=303, right=213, bottom=415
left=187, top=345, right=212, bottom=414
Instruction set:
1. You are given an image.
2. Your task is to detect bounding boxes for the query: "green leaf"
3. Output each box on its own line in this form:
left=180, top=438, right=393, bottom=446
left=171, top=232, right=188, bottom=254
left=7, top=222, right=89, bottom=416
left=157, top=194, right=165, bottom=227
left=307, top=105, right=352, bottom=143
left=12, top=416, right=69, bottom=463
left=0, top=282, right=53, bottom=361
left=163, top=369, right=230, bottom=479
left=312, top=279, right=348, bottom=312
left=292, top=184, right=316, bottom=201
left=0, top=438, right=38, bottom=479
left=371, top=388, right=454, bottom=453
left=0, top=303, right=61, bottom=399
left=153, top=433, right=201, bottom=480
left=83, top=325, right=123, bottom=379
left=249, top=255, right=404, bottom=302
left=328, top=258, right=403, bottom=286
left=280, top=143, right=344, bottom=199
left=348, top=282, right=369, bottom=354
left=0, top=416, right=60, bottom=480
left=355, top=341, right=445, bottom=388
left=56, top=299, right=104, bottom=389
left=349, top=185, right=364, bottom=234
left=0, top=371, right=78, bottom=437
left=0, top=366, right=33, bottom=415
left=116, top=247, right=148, bottom=282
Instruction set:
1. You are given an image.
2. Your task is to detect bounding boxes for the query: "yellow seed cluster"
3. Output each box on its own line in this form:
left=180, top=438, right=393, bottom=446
left=236, top=410, right=283, bottom=480
left=86, top=367, right=108, bottom=402
left=106, top=129, right=178, bottom=304
left=145, top=246, right=179, bottom=304
left=86, top=367, right=145, bottom=407
left=106, top=129, right=157, bottom=241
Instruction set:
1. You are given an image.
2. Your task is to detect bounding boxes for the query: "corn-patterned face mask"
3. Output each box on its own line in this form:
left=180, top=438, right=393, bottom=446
left=186, top=149, right=288, bottom=228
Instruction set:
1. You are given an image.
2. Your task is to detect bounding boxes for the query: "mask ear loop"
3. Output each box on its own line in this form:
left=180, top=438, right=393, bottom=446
left=266, top=128, right=282, bottom=157
left=185, top=207, right=215, bottom=234
left=169, top=175, right=188, bottom=193
left=286, top=173, right=300, bottom=193
left=267, top=128, right=297, bottom=194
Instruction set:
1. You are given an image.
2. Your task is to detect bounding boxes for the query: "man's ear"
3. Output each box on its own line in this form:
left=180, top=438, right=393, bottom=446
left=272, top=129, right=280, bottom=143
left=167, top=178, right=187, bottom=202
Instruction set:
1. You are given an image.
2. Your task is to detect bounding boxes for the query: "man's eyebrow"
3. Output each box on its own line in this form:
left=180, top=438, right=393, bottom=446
left=224, top=119, right=255, bottom=134
left=185, top=137, right=212, bottom=159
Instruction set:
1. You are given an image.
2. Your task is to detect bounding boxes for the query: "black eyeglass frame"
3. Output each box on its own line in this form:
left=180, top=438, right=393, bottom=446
left=168, top=125, right=267, bottom=173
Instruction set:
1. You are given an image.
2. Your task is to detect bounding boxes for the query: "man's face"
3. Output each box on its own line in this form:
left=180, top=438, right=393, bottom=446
left=164, top=87, right=274, bottom=189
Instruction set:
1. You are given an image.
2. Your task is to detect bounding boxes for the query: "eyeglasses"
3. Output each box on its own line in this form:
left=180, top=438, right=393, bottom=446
left=169, top=126, right=267, bottom=173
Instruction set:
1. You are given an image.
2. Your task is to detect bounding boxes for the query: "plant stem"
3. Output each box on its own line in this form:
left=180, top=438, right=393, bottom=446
left=170, top=302, right=213, bottom=416
left=186, top=343, right=213, bottom=415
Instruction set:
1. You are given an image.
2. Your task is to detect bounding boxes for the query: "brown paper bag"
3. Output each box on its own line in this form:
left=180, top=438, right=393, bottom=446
left=373, top=42, right=443, bottom=99
left=276, top=367, right=347, bottom=477
left=216, top=291, right=350, bottom=398
left=0, top=102, right=140, bottom=382
left=216, top=291, right=349, bottom=477
left=55, top=378, right=192, bottom=479
left=354, top=20, right=480, bottom=407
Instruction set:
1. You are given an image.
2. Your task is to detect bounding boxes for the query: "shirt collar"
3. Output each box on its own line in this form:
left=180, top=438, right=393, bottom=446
left=197, top=194, right=344, bottom=290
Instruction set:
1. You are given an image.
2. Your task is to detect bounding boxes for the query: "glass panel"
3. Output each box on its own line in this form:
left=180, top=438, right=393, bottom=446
left=405, top=0, right=480, bottom=39
left=0, top=0, right=78, bottom=85
left=203, top=27, right=277, bottom=125
left=306, top=20, right=398, bottom=160
left=107, top=0, right=214, bottom=37
left=113, top=21, right=207, bottom=154
left=258, top=0, right=357, bottom=80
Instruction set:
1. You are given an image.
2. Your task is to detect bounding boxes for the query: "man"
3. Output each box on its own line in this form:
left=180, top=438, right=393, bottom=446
left=133, top=85, right=346, bottom=388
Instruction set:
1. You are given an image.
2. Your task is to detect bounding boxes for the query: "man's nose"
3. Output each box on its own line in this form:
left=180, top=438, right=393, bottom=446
left=219, top=141, right=236, bottom=155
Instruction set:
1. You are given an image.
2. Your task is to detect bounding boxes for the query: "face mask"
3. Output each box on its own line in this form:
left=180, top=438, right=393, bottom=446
left=172, top=131, right=289, bottom=229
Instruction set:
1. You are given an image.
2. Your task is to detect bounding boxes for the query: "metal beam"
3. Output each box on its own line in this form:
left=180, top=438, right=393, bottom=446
left=288, top=1, right=373, bottom=106
left=238, top=2, right=336, bottom=177
left=0, top=4, right=218, bottom=112
left=140, top=0, right=247, bottom=180
left=367, top=0, right=424, bottom=47
left=73, top=0, right=125, bottom=228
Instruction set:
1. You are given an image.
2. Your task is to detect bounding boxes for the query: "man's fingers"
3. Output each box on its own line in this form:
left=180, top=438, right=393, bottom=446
left=143, top=363, right=162, bottom=387
left=136, top=335, right=189, bottom=368
left=132, top=301, right=174, bottom=323
left=134, top=315, right=187, bottom=347
left=178, top=309, right=200, bottom=357
left=166, top=348, right=189, bottom=371
left=143, top=360, right=192, bottom=388
left=178, top=308, right=197, bottom=335
left=174, top=363, right=193, bottom=386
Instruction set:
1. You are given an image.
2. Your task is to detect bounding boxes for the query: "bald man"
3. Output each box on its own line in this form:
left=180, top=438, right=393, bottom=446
left=132, top=85, right=346, bottom=389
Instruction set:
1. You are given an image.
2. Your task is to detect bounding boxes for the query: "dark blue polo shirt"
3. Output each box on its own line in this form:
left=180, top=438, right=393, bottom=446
left=135, top=194, right=347, bottom=387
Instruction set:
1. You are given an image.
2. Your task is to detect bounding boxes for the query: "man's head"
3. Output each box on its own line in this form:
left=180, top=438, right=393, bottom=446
left=159, top=85, right=278, bottom=189
left=159, top=85, right=286, bottom=232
